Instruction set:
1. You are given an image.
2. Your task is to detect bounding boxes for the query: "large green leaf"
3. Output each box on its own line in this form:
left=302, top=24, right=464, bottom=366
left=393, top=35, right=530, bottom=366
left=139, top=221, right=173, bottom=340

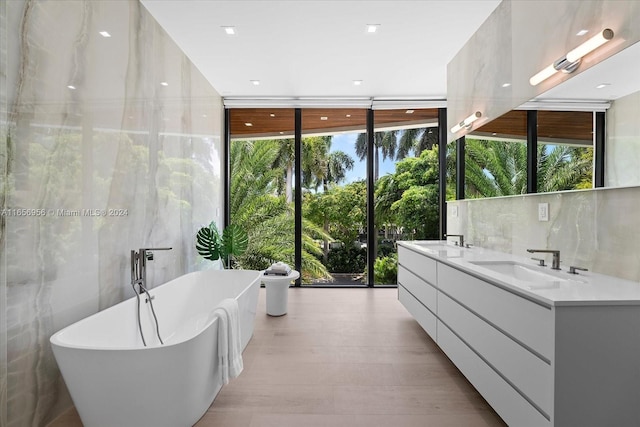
left=223, top=223, right=248, bottom=257
left=195, top=222, right=222, bottom=261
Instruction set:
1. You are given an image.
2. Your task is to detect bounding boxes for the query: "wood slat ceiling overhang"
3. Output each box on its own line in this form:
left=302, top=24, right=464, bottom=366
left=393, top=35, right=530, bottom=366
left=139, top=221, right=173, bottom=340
left=470, top=110, right=593, bottom=145
left=230, top=108, right=594, bottom=146
left=230, top=108, right=439, bottom=139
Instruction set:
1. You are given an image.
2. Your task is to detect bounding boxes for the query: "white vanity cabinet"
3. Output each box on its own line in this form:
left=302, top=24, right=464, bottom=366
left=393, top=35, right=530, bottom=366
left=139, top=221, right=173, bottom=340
left=397, top=243, right=640, bottom=427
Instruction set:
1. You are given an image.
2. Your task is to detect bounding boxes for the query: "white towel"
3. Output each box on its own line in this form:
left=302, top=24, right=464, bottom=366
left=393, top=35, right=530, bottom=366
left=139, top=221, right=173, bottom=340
left=213, top=298, right=243, bottom=385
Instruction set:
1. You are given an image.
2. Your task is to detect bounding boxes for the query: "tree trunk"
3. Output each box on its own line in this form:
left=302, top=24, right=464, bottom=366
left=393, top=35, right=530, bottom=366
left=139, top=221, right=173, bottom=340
left=323, top=179, right=329, bottom=265
left=285, top=163, right=293, bottom=203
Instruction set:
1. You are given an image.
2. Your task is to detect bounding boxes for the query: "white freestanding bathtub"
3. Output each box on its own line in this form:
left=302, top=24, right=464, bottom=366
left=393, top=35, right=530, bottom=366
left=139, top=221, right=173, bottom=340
left=50, top=269, right=261, bottom=427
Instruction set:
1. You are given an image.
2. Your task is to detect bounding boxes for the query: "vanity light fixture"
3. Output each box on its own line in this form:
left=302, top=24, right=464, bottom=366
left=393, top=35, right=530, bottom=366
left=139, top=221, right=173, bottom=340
left=529, top=28, right=614, bottom=86
left=450, top=111, right=482, bottom=133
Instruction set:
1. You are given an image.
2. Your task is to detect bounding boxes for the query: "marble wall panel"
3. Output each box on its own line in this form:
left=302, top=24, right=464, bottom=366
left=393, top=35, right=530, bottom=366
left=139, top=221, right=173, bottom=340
left=447, top=186, right=640, bottom=283
left=446, top=0, right=512, bottom=143
left=606, top=90, right=640, bottom=187
left=0, top=1, right=224, bottom=425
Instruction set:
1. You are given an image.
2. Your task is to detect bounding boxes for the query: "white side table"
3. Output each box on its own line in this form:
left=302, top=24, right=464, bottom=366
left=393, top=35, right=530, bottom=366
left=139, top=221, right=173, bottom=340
left=261, top=270, right=299, bottom=316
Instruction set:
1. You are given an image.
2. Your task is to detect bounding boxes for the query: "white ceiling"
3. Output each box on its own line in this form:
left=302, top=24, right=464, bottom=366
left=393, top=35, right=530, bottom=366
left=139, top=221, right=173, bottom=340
left=140, top=0, right=501, bottom=100
left=140, top=1, right=640, bottom=105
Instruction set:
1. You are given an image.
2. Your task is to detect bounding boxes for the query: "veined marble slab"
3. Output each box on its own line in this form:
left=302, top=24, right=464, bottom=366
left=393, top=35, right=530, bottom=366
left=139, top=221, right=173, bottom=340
left=1, top=1, right=223, bottom=425
left=447, top=186, right=640, bottom=284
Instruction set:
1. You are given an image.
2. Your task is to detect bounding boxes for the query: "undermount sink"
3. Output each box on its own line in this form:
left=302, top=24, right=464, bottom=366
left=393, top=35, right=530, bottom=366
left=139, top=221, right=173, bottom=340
left=413, top=242, right=463, bottom=257
left=469, top=260, right=567, bottom=288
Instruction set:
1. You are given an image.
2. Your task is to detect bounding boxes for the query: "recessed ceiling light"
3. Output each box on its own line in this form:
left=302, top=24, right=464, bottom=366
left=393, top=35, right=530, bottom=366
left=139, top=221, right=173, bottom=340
left=99, top=31, right=111, bottom=38
left=222, top=26, right=236, bottom=35
left=202, top=114, right=207, bottom=118
left=576, top=29, right=589, bottom=36
left=320, top=116, right=328, bottom=121
left=346, top=114, right=351, bottom=118
left=67, top=85, right=76, bottom=90
left=596, top=83, right=610, bottom=89
left=492, top=132, right=497, bottom=136
left=406, top=109, right=414, bottom=114
left=245, top=122, right=253, bottom=127
left=279, top=131, right=284, bottom=134
left=502, top=82, right=511, bottom=88
left=367, top=24, right=380, bottom=33
left=250, top=80, right=260, bottom=86
left=160, top=81, right=168, bottom=86
left=353, top=80, right=363, bottom=86
left=270, top=113, right=275, bottom=117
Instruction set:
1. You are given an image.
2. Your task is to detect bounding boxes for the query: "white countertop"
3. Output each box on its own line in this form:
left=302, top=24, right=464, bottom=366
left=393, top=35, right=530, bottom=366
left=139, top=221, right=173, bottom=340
left=398, top=240, right=640, bottom=307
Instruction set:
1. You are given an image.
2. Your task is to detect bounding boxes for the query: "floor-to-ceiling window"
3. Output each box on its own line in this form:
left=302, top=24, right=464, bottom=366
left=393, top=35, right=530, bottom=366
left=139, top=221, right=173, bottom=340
left=301, top=109, right=367, bottom=285
left=228, top=108, right=297, bottom=274
left=228, top=107, right=444, bottom=286
left=373, top=109, right=440, bottom=285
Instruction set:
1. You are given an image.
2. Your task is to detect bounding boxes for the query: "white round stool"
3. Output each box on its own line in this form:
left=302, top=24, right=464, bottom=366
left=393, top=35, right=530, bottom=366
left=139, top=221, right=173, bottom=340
left=261, top=270, right=299, bottom=316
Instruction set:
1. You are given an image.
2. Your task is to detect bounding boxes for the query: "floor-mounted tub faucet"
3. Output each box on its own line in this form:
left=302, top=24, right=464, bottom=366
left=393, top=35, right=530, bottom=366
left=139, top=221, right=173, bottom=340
left=130, top=247, right=172, bottom=347
left=527, top=249, right=560, bottom=270
left=131, top=247, right=173, bottom=293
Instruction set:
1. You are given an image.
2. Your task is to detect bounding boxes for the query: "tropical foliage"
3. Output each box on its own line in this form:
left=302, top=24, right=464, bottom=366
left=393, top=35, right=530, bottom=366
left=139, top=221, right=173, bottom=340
left=464, top=138, right=592, bottom=198
left=229, top=139, right=330, bottom=280
left=229, top=128, right=593, bottom=284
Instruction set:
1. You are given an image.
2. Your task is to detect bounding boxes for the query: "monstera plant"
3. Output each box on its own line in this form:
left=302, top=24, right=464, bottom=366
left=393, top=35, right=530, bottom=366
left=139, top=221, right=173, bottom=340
left=196, top=222, right=248, bottom=269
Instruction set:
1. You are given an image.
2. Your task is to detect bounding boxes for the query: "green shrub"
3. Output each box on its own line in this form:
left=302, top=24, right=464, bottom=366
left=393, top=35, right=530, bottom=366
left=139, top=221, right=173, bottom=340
left=374, top=254, right=398, bottom=284
left=326, top=246, right=367, bottom=273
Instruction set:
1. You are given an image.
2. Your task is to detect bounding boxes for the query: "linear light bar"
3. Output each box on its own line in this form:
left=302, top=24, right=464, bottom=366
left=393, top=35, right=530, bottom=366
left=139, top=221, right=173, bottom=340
left=530, top=28, right=614, bottom=86
left=451, top=111, right=482, bottom=133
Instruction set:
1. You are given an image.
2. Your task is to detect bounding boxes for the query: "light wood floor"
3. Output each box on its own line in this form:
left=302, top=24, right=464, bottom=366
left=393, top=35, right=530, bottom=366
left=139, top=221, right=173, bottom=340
left=50, top=288, right=506, bottom=427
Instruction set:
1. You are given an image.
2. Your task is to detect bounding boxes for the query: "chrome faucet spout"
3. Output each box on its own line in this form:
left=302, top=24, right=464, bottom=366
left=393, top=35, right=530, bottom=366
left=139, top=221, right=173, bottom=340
left=445, top=234, right=464, bottom=247
left=526, top=249, right=561, bottom=270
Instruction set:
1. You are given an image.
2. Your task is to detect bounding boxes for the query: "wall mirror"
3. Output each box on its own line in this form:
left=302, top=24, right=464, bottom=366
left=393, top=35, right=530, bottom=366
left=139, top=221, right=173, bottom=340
left=462, top=40, right=640, bottom=197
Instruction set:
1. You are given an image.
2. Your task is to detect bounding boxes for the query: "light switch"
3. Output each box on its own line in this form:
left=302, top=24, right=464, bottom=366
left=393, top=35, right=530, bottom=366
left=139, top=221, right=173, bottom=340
left=538, top=203, right=549, bottom=222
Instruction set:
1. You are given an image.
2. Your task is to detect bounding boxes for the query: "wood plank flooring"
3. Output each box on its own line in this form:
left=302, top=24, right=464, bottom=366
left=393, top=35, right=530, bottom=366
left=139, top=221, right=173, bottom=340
left=49, top=288, right=506, bottom=427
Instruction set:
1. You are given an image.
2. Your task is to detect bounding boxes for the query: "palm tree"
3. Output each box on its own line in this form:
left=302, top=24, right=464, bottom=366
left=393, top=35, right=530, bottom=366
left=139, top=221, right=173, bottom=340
left=462, top=138, right=592, bottom=198
left=272, top=138, right=295, bottom=202
left=230, top=139, right=331, bottom=280
left=354, top=127, right=437, bottom=180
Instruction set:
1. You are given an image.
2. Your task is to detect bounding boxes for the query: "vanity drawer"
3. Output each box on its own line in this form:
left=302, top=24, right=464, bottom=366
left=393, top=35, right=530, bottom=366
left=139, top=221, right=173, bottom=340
left=398, top=266, right=437, bottom=314
left=398, top=246, right=437, bottom=286
left=438, top=263, right=553, bottom=360
left=438, top=292, right=553, bottom=415
left=438, top=322, right=551, bottom=427
left=398, top=285, right=437, bottom=340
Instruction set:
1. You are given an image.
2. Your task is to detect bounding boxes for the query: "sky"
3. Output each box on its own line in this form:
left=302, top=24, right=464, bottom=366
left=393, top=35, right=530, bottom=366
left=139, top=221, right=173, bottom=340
left=331, top=132, right=396, bottom=183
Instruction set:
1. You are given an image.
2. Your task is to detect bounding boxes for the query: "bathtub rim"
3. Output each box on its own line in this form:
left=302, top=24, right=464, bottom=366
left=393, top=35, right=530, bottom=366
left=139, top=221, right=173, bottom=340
left=50, top=269, right=262, bottom=351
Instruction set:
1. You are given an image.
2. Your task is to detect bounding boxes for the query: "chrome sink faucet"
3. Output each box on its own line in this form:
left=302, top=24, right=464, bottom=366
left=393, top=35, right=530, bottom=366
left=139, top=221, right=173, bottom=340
left=445, top=234, right=464, bottom=247
left=527, top=249, right=560, bottom=270
left=131, top=247, right=172, bottom=293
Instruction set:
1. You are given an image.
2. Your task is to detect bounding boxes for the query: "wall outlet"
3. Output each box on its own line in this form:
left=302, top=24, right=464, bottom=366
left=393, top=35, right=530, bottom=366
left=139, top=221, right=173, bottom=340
left=538, top=203, right=549, bottom=222
left=451, top=205, right=458, bottom=218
